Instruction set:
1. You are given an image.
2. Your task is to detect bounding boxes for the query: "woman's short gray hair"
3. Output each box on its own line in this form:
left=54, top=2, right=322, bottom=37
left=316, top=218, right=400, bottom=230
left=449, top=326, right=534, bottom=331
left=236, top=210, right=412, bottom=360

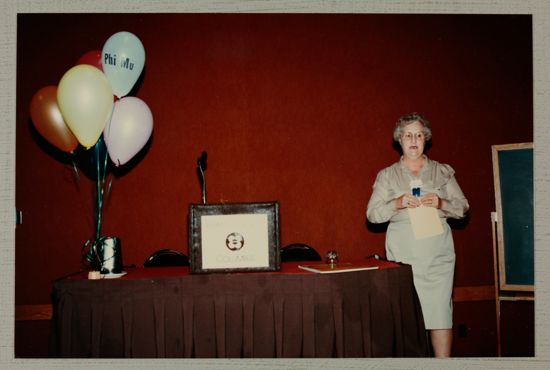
left=393, top=112, right=432, bottom=141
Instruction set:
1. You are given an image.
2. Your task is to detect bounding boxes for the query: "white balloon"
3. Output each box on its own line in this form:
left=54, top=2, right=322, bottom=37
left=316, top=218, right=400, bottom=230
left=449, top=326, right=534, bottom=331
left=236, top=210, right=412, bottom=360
left=104, top=97, right=153, bottom=166
left=101, top=31, right=145, bottom=98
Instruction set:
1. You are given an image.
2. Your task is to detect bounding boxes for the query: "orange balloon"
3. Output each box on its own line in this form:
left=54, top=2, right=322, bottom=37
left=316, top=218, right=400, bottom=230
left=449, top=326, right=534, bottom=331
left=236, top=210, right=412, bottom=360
left=30, top=86, right=78, bottom=153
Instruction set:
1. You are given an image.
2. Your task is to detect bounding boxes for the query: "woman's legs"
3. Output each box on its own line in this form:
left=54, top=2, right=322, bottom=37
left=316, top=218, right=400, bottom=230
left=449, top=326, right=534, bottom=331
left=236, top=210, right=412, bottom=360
left=430, top=329, right=452, bottom=357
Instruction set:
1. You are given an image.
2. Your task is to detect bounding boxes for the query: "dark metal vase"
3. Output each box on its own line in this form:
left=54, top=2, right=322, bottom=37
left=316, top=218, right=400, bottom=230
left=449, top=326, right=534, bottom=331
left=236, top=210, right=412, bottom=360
left=95, top=236, right=123, bottom=274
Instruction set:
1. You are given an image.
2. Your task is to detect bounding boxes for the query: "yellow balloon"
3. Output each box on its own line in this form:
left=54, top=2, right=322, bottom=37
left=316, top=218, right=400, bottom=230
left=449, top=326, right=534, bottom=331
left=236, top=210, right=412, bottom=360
left=57, top=65, right=113, bottom=148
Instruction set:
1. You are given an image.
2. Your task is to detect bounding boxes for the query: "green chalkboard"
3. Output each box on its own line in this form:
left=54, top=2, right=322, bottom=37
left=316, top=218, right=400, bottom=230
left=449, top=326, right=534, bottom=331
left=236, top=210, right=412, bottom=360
left=492, top=143, right=534, bottom=291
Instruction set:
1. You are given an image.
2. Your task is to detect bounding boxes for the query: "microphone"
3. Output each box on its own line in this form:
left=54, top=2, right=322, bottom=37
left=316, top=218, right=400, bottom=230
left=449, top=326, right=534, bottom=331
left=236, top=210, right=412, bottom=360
left=198, top=151, right=207, bottom=170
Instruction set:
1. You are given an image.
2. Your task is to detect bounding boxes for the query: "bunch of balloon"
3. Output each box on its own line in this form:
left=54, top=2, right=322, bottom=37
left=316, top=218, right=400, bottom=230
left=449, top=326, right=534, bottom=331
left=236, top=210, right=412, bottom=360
left=29, top=31, right=153, bottom=276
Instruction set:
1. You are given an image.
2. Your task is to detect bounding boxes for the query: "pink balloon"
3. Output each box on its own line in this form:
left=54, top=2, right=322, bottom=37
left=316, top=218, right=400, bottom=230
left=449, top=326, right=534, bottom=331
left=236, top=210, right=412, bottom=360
left=104, top=97, right=153, bottom=166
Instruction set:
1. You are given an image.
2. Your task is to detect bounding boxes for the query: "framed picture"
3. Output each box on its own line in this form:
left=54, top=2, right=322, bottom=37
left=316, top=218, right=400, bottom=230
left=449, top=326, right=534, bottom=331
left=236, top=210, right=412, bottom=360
left=188, top=202, right=280, bottom=273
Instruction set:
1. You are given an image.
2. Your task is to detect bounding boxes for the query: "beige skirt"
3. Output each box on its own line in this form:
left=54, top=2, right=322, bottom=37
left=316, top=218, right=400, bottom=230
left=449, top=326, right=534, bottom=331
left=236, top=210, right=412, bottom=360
left=386, top=220, right=455, bottom=329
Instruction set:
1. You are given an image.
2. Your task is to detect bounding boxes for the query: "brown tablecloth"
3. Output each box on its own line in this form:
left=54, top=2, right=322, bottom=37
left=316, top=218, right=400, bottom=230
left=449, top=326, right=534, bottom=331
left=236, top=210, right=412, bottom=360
left=50, top=261, right=428, bottom=357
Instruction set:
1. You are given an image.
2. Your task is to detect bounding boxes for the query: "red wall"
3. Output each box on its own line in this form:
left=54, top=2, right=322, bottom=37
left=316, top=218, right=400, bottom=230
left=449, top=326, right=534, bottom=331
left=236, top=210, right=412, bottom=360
left=15, top=14, right=532, bottom=304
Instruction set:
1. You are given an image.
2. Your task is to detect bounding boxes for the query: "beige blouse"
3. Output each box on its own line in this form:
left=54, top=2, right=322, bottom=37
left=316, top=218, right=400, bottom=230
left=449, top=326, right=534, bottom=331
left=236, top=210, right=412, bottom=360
left=367, top=156, right=469, bottom=224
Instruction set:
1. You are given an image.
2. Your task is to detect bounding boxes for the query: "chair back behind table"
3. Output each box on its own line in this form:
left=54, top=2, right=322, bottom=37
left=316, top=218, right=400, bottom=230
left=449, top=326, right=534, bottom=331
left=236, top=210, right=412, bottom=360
left=143, top=249, right=189, bottom=267
left=280, top=243, right=322, bottom=262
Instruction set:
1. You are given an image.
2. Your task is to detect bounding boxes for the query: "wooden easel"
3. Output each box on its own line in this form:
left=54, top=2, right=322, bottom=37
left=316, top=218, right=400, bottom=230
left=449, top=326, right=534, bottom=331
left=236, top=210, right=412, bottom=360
left=491, top=142, right=534, bottom=357
left=491, top=211, right=534, bottom=356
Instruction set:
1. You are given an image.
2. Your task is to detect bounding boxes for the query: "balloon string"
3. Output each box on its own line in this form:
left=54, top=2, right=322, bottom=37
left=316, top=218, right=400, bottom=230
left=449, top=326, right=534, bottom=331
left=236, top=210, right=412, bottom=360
left=105, top=100, right=115, bottom=138
left=106, top=174, right=114, bottom=197
left=102, top=142, right=109, bottom=191
left=71, top=157, right=80, bottom=182
left=82, top=238, right=101, bottom=268
left=95, top=141, right=102, bottom=241
left=99, top=101, right=115, bottom=202
left=102, top=146, right=113, bottom=201
left=84, top=237, right=108, bottom=270
left=86, top=137, right=112, bottom=269
left=82, top=239, right=91, bottom=263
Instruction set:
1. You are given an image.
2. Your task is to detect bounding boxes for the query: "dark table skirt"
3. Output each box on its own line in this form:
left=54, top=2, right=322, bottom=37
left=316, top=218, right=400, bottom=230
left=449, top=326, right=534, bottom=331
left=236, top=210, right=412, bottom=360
left=50, top=262, right=428, bottom=358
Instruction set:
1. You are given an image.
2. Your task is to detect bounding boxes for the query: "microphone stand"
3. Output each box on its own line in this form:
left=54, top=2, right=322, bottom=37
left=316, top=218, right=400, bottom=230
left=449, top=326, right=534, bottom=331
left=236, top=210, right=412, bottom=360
left=197, top=152, right=207, bottom=204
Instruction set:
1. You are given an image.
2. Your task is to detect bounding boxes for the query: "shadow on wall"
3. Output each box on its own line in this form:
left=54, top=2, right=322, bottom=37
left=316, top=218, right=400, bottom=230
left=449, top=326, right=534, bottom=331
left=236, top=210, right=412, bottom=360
left=366, top=220, right=389, bottom=234
left=447, top=214, right=470, bottom=230
left=365, top=208, right=470, bottom=233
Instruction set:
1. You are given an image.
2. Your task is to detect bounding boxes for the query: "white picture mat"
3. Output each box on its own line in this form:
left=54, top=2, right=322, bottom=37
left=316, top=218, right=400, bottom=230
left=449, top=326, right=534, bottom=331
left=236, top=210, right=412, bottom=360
left=201, top=213, right=270, bottom=269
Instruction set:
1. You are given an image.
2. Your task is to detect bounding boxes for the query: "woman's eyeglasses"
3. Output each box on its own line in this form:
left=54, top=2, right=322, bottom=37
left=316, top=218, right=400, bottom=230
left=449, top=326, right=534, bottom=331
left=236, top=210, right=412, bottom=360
left=401, top=132, right=425, bottom=142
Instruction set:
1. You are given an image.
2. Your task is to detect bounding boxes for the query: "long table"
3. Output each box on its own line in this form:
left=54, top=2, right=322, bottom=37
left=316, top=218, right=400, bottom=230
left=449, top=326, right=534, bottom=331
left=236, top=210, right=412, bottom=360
left=50, top=260, right=429, bottom=358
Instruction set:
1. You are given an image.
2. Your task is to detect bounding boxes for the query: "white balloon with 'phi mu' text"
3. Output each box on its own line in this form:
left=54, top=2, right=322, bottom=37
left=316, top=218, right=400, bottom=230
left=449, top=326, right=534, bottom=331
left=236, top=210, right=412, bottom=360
left=101, top=31, right=145, bottom=98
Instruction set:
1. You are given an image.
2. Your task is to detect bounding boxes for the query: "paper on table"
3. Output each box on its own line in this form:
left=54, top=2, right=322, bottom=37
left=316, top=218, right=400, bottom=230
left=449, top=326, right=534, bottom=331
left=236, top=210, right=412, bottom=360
left=407, top=205, right=444, bottom=240
left=298, top=263, right=379, bottom=274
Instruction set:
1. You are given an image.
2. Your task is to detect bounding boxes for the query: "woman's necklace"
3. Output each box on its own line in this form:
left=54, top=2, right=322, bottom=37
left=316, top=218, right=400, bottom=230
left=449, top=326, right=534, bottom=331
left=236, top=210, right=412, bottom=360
left=404, top=157, right=425, bottom=195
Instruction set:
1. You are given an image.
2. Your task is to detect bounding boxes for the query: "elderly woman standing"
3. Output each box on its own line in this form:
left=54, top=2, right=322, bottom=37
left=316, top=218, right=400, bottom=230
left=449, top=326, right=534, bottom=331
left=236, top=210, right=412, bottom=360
left=366, top=113, right=469, bottom=358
